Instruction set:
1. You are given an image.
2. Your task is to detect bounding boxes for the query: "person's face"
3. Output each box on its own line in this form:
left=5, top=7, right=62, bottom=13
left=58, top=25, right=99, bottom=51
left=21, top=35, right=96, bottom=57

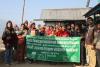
left=21, top=25, right=24, bottom=30
left=62, top=26, right=65, bottom=31
left=50, top=26, right=53, bottom=30
left=87, top=19, right=93, bottom=25
left=55, top=27, right=58, bottom=32
left=7, top=23, right=12, bottom=28
left=59, top=26, right=62, bottom=30
left=32, top=24, right=35, bottom=29
left=75, top=25, right=79, bottom=31
left=25, top=23, right=28, bottom=26
left=49, top=26, right=52, bottom=30
left=58, top=23, right=61, bottom=26
left=55, top=25, right=59, bottom=29
left=71, top=24, right=75, bottom=29
left=67, top=25, right=70, bottom=30
left=45, top=26, right=49, bottom=31
left=15, top=26, right=19, bottom=30
left=38, top=25, right=41, bottom=29
left=97, top=24, right=100, bottom=29
left=40, top=28, right=45, bottom=32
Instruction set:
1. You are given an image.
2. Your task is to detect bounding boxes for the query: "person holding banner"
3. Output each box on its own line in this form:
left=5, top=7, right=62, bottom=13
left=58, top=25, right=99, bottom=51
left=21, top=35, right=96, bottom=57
left=38, top=26, right=46, bottom=36
left=74, top=24, right=87, bottom=65
left=46, top=26, right=55, bottom=36
left=29, top=23, right=38, bottom=36
left=60, top=26, right=70, bottom=37
left=85, top=17, right=96, bottom=67
left=16, top=23, right=28, bottom=63
left=55, top=26, right=62, bottom=37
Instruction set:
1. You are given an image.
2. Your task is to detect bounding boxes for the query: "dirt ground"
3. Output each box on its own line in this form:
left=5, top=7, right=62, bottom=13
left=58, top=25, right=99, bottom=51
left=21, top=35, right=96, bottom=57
left=0, top=62, right=75, bottom=67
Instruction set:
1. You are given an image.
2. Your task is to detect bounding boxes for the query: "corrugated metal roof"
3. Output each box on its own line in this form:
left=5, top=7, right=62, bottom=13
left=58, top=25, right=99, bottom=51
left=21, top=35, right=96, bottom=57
left=40, top=8, right=91, bottom=21
left=84, top=3, right=100, bottom=17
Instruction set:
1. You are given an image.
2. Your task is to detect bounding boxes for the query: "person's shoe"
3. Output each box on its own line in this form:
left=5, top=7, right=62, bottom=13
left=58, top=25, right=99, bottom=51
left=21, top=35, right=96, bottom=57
left=5, top=64, right=11, bottom=67
left=84, top=63, right=89, bottom=66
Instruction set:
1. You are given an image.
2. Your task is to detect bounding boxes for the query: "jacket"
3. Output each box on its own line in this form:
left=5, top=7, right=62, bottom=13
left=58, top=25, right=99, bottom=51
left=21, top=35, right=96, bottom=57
left=85, top=26, right=94, bottom=45
left=94, top=29, right=100, bottom=50
left=2, top=28, right=18, bottom=49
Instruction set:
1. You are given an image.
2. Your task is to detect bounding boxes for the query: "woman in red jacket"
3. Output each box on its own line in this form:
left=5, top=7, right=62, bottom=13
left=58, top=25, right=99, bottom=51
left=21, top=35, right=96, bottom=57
left=55, top=26, right=69, bottom=37
left=61, top=26, right=70, bottom=37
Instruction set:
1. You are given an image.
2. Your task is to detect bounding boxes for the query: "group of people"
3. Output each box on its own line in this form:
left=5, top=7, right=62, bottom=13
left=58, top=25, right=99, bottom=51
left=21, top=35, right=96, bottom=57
left=1, top=16, right=100, bottom=67
left=13, top=21, right=84, bottom=37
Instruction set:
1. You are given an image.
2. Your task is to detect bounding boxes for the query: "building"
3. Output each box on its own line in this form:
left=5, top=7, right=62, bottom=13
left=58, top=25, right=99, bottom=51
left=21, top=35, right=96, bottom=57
left=35, top=8, right=91, bottom=26
left=84, top=3, right=100, bottom=23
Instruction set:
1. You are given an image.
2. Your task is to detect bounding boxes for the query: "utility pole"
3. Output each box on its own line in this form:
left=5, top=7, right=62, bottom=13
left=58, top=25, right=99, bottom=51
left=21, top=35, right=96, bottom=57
left=86, top=0, right=90, bottom=7
left=22, top=0, right=26, bottom=23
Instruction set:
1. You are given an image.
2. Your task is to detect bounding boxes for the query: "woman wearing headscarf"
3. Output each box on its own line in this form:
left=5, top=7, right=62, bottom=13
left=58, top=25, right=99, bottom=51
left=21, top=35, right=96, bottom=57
left=2, top=20, right=18, bottom=66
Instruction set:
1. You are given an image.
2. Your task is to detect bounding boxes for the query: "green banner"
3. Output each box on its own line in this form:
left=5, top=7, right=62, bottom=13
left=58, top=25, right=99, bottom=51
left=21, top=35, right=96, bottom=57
left=26, top=35, right=81, bottom=63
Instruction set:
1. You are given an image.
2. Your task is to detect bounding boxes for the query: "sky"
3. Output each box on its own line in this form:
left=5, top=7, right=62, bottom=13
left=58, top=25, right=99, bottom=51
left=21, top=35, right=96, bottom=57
left=0, top=0, right=98, bottom=25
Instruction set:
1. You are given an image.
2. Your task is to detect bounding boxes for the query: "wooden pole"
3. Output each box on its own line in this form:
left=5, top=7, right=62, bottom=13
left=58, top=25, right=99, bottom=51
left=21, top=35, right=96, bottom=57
left=86, top=0, right=90, bottom=7
left=22, top=0, right=26, bottom=23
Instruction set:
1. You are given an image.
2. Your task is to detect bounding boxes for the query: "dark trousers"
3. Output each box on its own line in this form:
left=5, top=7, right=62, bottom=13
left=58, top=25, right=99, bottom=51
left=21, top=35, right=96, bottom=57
left=16, top=44, right=25, bottom=62
left=96, top=49, right=100, bottom=67
left=4, top=48, right=13, bottom=64
left=80, top=41, right=86, bottom=65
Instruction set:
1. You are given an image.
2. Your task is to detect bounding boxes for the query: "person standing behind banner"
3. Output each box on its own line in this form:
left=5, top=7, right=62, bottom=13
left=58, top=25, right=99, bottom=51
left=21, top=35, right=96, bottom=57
left=70, top=23, right=75, bottom=37
left=24, top=20, right=29, bottom=30
left=37, top=24, right=41, bottom=30
left=74, top=24, right=86, bottom=65
left=85, top=17, right=96, bottom=67
left=60, top=26, right=70, bottom=37
left=18, top=23, right=28, bottom=36
left=74, top=24, right=82, bottom=37
left=29, top=23, right=38, bottom=36
left=2, top=20, right=18, bottom=66
left=55, top=26, right=62, bottom=37
left=38, top=27, right=46, bottom=36
left=46, top=26, right=54, bottom=36
left=93, top=22, right=100, bottom=67
left=65, top=24, right=71, bottom=35
left=14, top=24, right=19, bottom=35
left=16, top=23, right=28, bottom=63
left=45, top=26, right=49, bottom=35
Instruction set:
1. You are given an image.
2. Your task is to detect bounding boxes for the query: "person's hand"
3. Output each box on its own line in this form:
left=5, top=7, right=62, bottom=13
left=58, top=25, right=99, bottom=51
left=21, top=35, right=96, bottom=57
left=91, top=44, right=96, bottom=50
left=85, top=44, right=87, bottom=47
left=6, top=36, right=11, bottom=40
